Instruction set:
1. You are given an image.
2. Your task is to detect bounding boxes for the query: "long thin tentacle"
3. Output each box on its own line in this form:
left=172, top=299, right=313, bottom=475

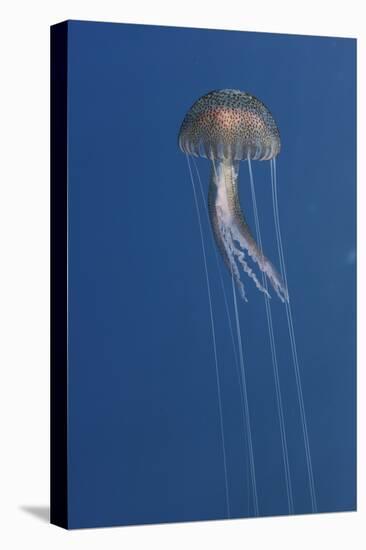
left=185, top=154, right=231, bottom=518
left=192, top=157, right=251, bottom=515
left=270, top=158, right=317, bottom=513
left=231, top=270, right=259, bottom=516
left=209, top=158, right=259, bottom=515
left=248, top=158, right=294, bottom=514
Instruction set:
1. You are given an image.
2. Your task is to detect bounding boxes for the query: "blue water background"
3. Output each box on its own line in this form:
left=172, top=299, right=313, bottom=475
left=66, top=21, right=356, bottom=528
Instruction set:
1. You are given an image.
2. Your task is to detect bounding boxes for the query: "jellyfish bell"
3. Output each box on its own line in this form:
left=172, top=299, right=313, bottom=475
left=179, top=89, right=288, bottom=302
left=179, top=89, right=281, bottom=161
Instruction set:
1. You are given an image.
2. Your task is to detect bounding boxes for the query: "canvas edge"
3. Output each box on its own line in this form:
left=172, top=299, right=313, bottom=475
left=50, top=20, right=69, bottom=530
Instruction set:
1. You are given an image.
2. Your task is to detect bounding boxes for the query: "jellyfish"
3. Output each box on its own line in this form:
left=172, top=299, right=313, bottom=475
left=178, top=89, right=317, bottom=517
left=179, top=89, right=288, bottom=303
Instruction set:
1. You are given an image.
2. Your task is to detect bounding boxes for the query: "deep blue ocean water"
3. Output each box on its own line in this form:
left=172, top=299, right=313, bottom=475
left=66, top=20, right=356, bottom=528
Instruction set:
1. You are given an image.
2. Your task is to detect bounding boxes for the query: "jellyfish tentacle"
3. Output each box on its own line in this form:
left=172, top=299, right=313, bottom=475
left=230, top=270, right=259, bottom=516
left=248, top=158, right=294, bottom=514
left=193, top=158, right=251, bottom=513
left=270, top=158, right=317, bottom=512
left=186, top=155, right=231, bottom=518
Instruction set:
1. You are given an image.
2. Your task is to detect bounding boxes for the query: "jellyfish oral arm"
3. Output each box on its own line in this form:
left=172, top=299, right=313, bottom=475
left=208, top=159, right=288, bottom=302
left=209, top=160, right=267, bottom=299
left=208, top=164, right=248, bottom=301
